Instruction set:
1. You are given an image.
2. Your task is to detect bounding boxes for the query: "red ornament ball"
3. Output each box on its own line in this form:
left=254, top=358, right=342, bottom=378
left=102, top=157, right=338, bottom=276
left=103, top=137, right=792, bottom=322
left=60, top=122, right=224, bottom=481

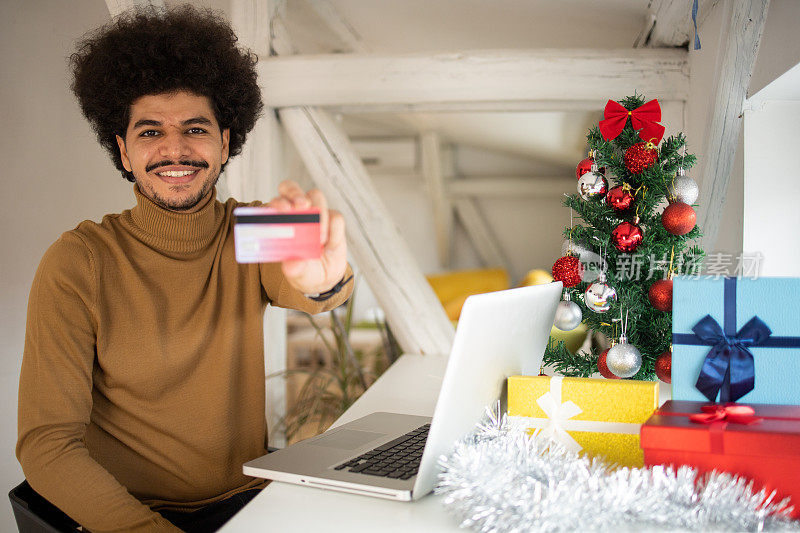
left=662, top=202, right=697, bottom=236
left=655, top=350, right=672, bottom=383
left=611, top=221, right=644, bottom=252
left=624, top=142, right=658, bottom=174
left=597, top=349, right=620, bottom=380
left=648, top=279, right=673, bottom=312
left=576, top=157, right=606, bottom=179
left=605, top=185, right=634, bottom=212
left=552, top=255, right=584, bottom=288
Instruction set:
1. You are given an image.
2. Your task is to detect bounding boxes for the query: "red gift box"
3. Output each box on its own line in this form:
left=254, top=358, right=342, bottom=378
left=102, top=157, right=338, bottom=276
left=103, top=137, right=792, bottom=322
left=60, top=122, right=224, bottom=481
left=641, top=400, right=800, bottom=517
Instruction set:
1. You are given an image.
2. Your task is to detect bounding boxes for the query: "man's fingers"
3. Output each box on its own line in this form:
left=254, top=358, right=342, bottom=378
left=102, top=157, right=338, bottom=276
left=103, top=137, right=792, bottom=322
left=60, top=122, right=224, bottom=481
left=278, top=180, right=311, bottom=210
left=326, top=210, right=345, bottom=251
left=307, top=189, right=329, bottom=245
left=281, top=258, right=308, bottom=280
left=267, top=196, right=292, bottom=211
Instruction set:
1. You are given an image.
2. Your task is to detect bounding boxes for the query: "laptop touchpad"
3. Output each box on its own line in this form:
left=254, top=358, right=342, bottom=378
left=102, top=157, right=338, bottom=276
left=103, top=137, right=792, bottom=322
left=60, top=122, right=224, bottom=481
left=309, top=429, right=385, bottom=450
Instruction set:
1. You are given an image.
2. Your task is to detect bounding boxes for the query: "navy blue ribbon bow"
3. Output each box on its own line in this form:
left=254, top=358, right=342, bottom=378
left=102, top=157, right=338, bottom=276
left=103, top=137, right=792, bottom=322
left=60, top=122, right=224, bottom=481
left=673, top=277, right=800, bottom=403
left=690, top=314, right=770, bottom=402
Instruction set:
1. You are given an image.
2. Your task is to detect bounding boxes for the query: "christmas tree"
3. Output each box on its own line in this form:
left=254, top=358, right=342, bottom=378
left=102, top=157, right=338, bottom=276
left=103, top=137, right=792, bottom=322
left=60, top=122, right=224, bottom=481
left=544, top=94, right=705, bottom=381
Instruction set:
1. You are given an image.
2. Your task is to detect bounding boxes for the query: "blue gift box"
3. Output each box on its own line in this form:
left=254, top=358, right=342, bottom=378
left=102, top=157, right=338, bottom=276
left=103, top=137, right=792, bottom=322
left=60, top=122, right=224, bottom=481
left=672, top=276, right=800, bottom=405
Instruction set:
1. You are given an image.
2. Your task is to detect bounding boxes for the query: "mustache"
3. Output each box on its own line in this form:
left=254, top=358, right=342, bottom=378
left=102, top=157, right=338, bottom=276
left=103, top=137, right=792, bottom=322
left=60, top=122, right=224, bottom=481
left=146, top=160, right=209, bottom=173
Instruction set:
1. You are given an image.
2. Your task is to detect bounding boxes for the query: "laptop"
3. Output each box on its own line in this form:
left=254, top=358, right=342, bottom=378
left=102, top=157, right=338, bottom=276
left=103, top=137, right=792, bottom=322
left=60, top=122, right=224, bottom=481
left=243, top=281, right=563, bottom=501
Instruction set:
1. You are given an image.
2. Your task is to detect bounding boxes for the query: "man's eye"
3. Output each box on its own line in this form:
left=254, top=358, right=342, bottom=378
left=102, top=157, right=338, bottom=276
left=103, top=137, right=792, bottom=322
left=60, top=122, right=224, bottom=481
left=140, top=130, right=160, bottom=137
left=187, top=127, right=208, bottom=134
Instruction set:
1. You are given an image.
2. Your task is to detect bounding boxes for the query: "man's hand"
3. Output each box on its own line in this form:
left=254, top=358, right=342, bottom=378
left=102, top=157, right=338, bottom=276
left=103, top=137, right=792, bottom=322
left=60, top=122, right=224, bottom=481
left=268, top=180, right=348, bottom=295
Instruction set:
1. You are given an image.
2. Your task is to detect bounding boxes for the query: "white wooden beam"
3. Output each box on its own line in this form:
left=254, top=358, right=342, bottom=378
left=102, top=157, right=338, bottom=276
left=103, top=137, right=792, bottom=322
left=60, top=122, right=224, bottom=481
left=280, top=106, right=455, bottom=355
left=305, top=0, right=368, bottom=53
left=352, top=138, right=417, bottom=172
left=271, top=10, right=454, bottom=355
left=229, top=0, right=272, bottom=57
left=258, top=49, right=689, bottom=109
left=453, top=197, right=510, bottom=271
left=329, top=100, right=614, bottom=114
left=228, top=0, right=289, bottom=448
left=449, top=177, right=572, bottom=198
left=105, top=0, right=163, bottom=17
left=421, top=132, right=453, bottom=269
left=645, top=0, right=721, bottom=48
left=698, top=0, right=769, bottom=250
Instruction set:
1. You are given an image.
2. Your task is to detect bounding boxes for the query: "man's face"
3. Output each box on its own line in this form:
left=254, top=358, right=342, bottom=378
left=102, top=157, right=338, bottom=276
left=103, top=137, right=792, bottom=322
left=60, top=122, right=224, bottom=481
left=116, top=91, right=230, bottom=212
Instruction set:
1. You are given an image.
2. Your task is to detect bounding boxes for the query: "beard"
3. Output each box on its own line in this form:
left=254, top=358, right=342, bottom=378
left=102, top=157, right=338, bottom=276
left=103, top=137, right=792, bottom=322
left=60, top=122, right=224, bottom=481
left=137, top=160, right=219, bottom=212
left=145, top=174, right=219, bottom=211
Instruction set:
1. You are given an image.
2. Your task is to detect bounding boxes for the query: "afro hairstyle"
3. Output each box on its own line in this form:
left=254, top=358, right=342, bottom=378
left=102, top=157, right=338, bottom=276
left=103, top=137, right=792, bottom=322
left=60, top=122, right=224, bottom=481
left=70, top=5, right=263, bottom=182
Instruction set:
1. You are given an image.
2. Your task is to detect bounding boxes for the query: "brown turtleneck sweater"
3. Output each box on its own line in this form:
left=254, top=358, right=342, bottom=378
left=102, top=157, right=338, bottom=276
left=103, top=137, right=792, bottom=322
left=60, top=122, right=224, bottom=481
left=17, top=186, right=352, bottom=532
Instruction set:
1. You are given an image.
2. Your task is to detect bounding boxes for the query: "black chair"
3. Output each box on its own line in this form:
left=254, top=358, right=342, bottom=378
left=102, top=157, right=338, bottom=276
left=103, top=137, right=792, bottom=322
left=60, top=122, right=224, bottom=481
left=8, top=450, right=282, bottom=532
left=9, top=481, right=80, bottom=533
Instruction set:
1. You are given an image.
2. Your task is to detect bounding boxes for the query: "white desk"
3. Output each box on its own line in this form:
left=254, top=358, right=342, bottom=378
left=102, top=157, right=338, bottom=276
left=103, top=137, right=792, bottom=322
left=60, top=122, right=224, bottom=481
left=221, top=353, right=464, bottom=532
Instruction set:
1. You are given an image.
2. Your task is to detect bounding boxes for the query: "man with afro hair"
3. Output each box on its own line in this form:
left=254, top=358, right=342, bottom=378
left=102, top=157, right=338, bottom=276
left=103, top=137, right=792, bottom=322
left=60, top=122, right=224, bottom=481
left=17, top=5, right=352, bottom=532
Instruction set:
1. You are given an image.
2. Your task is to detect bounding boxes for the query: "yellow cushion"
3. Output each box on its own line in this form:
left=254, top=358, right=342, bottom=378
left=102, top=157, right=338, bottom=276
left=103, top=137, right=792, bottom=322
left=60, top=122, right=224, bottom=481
left=426, top=268, right=510, bottom=321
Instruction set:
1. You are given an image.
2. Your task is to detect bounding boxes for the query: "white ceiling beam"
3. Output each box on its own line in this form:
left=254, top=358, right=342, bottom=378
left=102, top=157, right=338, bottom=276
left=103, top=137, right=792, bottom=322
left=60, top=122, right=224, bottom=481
left=452, top=198, right=510, bottom=271
left=258, top=49, right=689, bottom=109
left=330, top=100, right=615, bottom=114
left=421, top=132, right=453, bottom=269
left=644, top=0, right=721, bottom=48
left=449, top=177, right=572, bottom=198
left=105, top=0, right=163, bottom=17
left=280, top=106, right=455, bottom=355
left=305, top=0, right=368, bottom=53
left=698, top=0, right=769, bottom=250
left=351, top=138, right=417, bottom=171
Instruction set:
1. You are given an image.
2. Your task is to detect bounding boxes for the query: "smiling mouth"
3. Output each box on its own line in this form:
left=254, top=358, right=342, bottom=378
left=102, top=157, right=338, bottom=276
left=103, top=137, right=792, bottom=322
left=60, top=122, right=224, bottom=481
left=157, top=170, right=197, bottom=178
left=152, top=169, right=201, bottom=186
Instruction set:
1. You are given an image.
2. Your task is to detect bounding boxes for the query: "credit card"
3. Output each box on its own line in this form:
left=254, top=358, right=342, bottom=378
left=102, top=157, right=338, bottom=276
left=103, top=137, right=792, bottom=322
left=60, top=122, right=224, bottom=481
left=233, top=207, right=322, bottom=263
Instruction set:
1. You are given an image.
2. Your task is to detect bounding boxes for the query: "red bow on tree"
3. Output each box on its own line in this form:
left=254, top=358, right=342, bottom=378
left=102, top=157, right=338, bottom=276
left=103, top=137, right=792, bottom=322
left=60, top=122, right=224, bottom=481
left=599, top=99, right=665, bottom=144
left=689, top=404, right=763, bottom=425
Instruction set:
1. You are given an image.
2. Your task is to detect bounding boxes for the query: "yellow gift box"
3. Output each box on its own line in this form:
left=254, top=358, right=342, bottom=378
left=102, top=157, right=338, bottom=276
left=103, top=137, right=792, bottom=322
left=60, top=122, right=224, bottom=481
left=507, top=375, right=658, bottom=468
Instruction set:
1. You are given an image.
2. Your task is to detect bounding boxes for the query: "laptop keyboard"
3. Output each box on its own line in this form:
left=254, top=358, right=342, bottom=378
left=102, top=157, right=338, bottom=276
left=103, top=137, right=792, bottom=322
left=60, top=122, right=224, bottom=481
left=333, top=423, right=430, bottom=480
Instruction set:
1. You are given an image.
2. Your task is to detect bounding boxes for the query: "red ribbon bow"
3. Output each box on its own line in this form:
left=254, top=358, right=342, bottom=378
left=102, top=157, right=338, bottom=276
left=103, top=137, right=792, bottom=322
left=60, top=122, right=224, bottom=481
left=598, top=99, right=665, bottom=144
left=689, top=404, right=763, bottom=426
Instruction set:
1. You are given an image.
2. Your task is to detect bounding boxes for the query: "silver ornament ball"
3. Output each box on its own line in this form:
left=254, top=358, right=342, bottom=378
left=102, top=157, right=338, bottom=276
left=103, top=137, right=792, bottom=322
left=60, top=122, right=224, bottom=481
left=554, top=299, right=582, bottom=331
left=584, top=281, right=617, bottom=313
left=577, top=172, right=608, bottom=201
left=668, top=175, right=699, bottom=205
left=606, top=340, right=642, bottom=378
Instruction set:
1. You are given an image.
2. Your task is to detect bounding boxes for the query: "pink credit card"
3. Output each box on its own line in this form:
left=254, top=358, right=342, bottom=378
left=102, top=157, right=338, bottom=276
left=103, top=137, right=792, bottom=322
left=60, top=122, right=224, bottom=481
left=233, top=207, right=322, bottom=263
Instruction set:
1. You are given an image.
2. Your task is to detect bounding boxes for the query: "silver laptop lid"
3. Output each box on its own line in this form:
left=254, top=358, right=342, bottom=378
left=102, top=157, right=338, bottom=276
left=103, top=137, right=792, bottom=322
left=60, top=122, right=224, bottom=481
left=412, top=281, right=562, bottom=497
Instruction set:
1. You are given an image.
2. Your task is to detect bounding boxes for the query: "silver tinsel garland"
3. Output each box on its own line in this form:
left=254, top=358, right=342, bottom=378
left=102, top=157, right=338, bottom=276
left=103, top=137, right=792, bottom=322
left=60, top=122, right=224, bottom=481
left=436, top=404, right=800, bottom=532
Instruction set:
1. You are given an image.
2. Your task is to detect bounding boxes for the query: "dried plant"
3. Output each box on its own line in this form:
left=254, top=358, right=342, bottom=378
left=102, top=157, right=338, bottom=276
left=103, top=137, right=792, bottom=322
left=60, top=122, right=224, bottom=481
left=270, top=281, right=400, bottom=442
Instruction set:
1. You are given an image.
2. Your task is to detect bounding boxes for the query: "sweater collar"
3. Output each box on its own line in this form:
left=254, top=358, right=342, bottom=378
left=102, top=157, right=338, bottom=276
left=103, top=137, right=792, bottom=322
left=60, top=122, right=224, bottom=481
left=129, top=185, right=223, bottom=253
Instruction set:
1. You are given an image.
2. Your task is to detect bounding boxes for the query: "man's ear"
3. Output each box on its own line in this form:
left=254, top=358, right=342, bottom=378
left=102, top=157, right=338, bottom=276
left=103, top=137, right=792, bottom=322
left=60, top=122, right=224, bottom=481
left=221, top=128, right=230, bottom=165
left=116, top=135, right=132, bottom=172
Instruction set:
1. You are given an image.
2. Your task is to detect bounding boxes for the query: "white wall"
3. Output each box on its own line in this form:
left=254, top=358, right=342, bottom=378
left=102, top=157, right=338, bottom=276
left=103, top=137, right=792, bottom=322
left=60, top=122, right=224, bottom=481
left=687, top=0, right=800, bottom=263
left=743, top=65, right=800, bottom=276
left=749, top=0, right=800, bottom=97
left=0, top=1, right=130, bottom=528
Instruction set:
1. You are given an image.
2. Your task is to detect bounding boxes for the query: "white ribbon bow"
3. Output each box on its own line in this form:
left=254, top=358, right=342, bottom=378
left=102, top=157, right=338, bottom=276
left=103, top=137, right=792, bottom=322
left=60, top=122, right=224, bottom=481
left=535, top=376, right=583, bottom=453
